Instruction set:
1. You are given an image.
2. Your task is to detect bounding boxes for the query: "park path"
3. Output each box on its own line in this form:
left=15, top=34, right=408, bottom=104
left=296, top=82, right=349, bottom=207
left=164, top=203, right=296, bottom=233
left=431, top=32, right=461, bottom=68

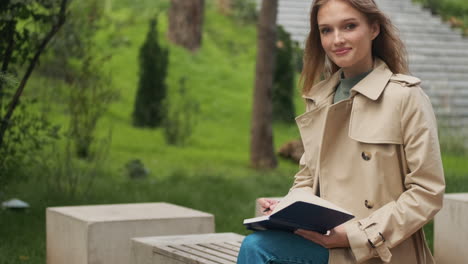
left=274, top=0, right=468, bottom=129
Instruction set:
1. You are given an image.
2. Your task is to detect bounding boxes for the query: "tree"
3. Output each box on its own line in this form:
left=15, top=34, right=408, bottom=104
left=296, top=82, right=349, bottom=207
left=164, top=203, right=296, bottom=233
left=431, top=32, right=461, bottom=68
left=133, top=18, right=169, bottom=128
left=250, top=0, right=278, bottom=169
left=168, top=0, right=205, bottom=52
left=0, top=0, right=69, bottom=148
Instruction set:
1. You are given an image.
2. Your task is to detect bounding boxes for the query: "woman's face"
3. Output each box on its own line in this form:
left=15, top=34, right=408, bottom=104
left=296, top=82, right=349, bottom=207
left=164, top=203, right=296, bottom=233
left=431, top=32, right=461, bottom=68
left=317, top=0, right=379, bottom=77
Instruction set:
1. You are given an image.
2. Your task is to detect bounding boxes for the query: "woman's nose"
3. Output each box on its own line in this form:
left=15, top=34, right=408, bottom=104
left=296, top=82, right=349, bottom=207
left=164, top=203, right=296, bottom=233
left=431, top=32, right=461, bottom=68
left=333, top=31, right=345, bottom=45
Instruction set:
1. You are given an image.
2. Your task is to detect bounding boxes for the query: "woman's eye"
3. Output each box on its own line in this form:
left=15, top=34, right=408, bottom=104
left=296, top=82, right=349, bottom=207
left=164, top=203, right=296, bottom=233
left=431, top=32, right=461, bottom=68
left=345, top=23, right=357, bottom=30
left=320, top=28, right=330, bottom=34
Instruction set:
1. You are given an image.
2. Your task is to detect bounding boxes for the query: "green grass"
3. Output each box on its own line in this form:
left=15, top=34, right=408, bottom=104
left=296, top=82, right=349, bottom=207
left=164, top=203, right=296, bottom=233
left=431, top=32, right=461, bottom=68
left=1, top=0, right=467, bottom=263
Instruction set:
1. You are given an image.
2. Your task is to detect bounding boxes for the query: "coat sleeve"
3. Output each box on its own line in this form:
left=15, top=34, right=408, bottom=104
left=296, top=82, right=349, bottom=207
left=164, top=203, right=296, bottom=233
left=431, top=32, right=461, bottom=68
left=290, top=153, right=315, bottom=190
left=344, top=86, right=446, bottom=263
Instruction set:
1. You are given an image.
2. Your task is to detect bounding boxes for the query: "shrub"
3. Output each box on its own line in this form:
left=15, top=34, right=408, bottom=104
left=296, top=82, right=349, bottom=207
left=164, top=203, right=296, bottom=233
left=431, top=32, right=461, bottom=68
left=232, top=0, right=258, bottom=24
left=272, top=25, right=296, bottom=123
left=163, top=78, right=199, bottom=146
left=133, top=18, right=169, bottom=127
left=0, top=73, right=60, bottom=190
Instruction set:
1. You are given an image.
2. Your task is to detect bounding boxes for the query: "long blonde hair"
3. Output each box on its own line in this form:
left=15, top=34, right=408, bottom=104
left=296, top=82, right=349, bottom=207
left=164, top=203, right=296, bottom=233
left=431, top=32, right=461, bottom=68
left=300, top=0, right=409, bottom=95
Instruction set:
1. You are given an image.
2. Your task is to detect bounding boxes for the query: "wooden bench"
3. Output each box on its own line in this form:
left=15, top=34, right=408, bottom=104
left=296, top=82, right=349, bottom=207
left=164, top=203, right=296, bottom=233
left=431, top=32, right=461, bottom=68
left=131, top=233, right=245, bottom=264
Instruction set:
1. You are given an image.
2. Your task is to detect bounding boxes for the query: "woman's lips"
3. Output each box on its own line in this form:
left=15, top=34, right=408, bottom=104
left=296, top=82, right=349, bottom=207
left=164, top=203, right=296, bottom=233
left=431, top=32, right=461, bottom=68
left=334, top=48, right=352, bottom=56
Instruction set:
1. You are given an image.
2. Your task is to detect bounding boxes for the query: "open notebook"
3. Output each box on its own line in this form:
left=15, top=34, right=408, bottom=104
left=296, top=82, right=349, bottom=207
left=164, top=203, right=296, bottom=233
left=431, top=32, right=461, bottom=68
left=243, top=187, right=354, bottom=234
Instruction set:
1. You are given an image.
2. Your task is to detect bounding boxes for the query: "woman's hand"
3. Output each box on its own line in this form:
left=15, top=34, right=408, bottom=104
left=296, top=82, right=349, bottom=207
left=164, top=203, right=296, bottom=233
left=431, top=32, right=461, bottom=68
left=294, top=224, right=350, bottom=248
left=258, top=198, right=279, bottom=215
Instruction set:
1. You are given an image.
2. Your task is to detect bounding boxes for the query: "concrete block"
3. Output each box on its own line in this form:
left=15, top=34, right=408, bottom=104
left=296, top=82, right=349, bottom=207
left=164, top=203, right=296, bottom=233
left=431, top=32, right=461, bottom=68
left=47, top=202, right=214, bottom=264
left=434, top=193, right=468, bottom=264
left=131, top=233, right=245, bottom=264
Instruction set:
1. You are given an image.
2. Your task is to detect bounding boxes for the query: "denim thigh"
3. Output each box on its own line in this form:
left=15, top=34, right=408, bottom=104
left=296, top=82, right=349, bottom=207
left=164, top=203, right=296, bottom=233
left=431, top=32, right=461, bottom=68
left=237, top=230, right=329, bottom=264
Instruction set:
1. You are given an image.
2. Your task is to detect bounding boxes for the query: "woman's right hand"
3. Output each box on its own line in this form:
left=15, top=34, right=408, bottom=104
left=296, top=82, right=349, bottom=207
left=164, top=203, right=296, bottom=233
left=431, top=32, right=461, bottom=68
left=258, top=198, right=279, bottom=215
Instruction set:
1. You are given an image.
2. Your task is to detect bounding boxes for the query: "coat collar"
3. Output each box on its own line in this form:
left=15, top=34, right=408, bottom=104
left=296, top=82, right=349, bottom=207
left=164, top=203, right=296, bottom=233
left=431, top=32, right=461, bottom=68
left=302, top=58, right=393, bottom=103
left=350, top=59, right=393, bottom=101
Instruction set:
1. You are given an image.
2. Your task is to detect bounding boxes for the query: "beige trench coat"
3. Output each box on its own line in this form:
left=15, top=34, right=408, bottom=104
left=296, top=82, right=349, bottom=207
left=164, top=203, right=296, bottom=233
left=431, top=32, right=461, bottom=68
left=292, top=59, right=445, bottom=263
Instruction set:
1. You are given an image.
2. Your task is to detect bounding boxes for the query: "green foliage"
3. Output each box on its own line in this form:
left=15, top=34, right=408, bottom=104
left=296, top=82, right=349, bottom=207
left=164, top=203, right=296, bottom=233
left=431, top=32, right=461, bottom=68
left=414, top=0, right=468, bottom=33
left=133, top=18, right=169, bottom=127
left=272, top=26, right=296, bottom=123
left=42, top=0, right=117, bottom=159
left=67, top=59, right=116, bottom=159
left=0, top=73, right=60, bottom=190
left=232, top=0, right=258, bottom=24
left=163, top=78, right=200, bottom=146
left=0, top=0, right=63, bottom=69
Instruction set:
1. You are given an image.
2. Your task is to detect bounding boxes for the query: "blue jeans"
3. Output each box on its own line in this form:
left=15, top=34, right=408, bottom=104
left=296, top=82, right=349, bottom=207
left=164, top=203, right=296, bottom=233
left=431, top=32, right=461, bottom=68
left=237, top=230, right=329, bottom=264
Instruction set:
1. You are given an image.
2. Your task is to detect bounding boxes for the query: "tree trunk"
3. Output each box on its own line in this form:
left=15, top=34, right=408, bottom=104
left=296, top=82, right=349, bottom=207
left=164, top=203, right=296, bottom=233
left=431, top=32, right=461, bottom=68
left=168, top=0, right=205, bottom=52
left=250, top=0, right=278, bottom=169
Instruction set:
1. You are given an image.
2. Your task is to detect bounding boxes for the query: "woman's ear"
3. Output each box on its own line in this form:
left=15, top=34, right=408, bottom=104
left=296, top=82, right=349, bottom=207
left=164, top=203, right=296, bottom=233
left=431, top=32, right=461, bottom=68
left=371, top=23, right=380, bottom=40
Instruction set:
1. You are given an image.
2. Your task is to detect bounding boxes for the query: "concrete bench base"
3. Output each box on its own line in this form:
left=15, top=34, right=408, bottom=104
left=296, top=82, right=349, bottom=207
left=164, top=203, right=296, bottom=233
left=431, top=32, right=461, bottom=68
left=132, top=233, right=245, bottom=264
left=435, top=193, right=468, bottom=264
left=47, top=202, right=214, bottom=264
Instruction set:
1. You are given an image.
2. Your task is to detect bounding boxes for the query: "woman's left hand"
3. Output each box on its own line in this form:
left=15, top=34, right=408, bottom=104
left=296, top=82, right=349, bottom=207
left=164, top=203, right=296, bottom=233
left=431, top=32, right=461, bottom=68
left=294, top=224, right=350, bottom=249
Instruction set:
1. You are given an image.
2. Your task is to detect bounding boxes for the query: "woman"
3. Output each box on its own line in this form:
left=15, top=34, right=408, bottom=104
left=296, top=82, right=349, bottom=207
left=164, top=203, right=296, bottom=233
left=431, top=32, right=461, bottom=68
left=237, top=0, right=445, bottom=263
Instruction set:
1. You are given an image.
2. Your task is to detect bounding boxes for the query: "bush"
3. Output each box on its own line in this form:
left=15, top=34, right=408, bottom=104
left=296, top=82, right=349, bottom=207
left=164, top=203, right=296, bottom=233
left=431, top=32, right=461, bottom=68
left=163, top=78, right=199, bottom=146
left=0, top=73, right=60, bottom=190
left=415, top=0, right=468, bottom=34
left=133, top=18, right=169, bottom=127
left=232, top=0, right=258, bottom=24
left=272, top=25, right=296, bottom=123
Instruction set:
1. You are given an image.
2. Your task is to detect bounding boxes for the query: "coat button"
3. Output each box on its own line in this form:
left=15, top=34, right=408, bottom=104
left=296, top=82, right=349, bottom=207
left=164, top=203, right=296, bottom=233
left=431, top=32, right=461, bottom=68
left=365, top=200, right=374, bottom=209
left=361, top=151, right=371, bottom=161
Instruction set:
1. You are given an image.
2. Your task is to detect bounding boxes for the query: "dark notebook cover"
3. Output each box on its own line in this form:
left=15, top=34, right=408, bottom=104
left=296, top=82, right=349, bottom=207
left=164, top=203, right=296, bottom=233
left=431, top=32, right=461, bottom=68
left=243, top=188, right=354, bottom=234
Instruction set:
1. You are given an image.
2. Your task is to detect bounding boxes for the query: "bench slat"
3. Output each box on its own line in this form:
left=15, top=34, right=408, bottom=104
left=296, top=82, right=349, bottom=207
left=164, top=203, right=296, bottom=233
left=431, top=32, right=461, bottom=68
left=153, top=245, right=219, bottom=264
left=224, top=241, right=242, bottom=248
left=185, top=244, right=237, bottom=262
left=171, top=244, right=233, bottom=264
left=199, top=243, right=240, bottom=257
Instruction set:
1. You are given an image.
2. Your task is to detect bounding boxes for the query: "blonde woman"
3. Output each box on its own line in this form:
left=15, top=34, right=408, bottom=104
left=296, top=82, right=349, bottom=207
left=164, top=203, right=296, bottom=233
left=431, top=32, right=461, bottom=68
left=237, top=0, right=445, bottom=263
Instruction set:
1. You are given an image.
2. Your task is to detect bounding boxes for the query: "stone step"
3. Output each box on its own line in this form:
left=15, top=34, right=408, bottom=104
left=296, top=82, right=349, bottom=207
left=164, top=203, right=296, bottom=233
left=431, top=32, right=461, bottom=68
left=278, top=5, right=432, bottom=18
left=404, top=40, right=468, bottom=50
left=415, top=72, right=468, bottom=82
left=410, top=64, right=468, bottom=73
left=407, top=47, right=468, bottom=57
left=428, top=89, right=468, bottom=98
left=285, top=28, right=464, bottom=43
left=409, top=56, right=468, bottom=66
left=431, top=97, right=468, bottom=109
left=278, top=1, right=426, bottom=14
left=277, top=13, right=449, bottom=29
left=422, top=81, right=468, bottom=90
left=400, top=33, right=463, bottom=42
